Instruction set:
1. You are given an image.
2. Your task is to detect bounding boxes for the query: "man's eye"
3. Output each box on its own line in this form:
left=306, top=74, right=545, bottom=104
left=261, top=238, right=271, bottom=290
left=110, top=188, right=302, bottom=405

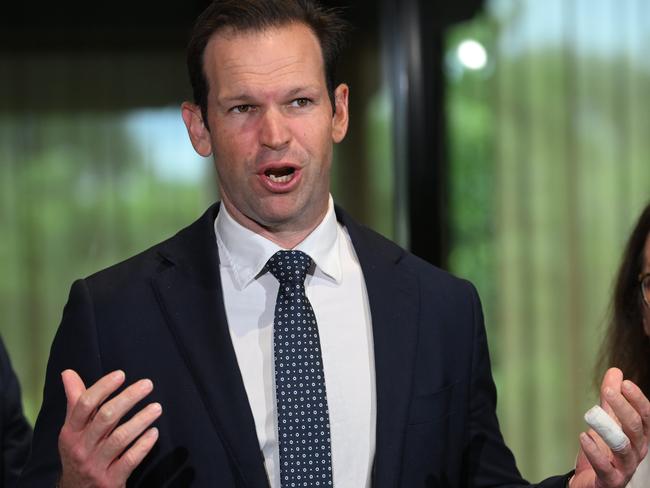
left=291, top=98, right=311, bottom=108
left=231, top=105, right=252, bottom=114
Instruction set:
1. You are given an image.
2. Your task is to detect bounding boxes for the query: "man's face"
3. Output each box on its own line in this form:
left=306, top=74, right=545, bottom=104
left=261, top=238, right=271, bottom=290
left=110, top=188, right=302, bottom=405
left=182, top=23, right=349, bottom=242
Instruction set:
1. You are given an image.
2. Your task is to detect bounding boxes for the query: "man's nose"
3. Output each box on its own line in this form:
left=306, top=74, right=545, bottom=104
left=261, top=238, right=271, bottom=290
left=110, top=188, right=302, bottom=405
left=259, top=108, right=291, bottom=150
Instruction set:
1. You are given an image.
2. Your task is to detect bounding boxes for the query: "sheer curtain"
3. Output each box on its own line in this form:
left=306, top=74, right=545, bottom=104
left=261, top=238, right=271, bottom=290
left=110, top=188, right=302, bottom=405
left=0, top=51, right=215, bottom=420
left=447, top=0, right=650, bottom=479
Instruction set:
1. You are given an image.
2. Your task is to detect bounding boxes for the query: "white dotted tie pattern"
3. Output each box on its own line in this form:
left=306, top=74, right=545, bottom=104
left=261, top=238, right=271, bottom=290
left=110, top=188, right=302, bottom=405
left=267, top=250, right=333, bottom=488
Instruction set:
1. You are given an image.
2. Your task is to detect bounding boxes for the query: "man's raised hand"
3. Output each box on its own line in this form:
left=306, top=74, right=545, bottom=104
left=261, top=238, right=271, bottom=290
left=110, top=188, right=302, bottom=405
left=571, top=368, right=650, bottom=488
left=58, top=369, right=162, bottom=488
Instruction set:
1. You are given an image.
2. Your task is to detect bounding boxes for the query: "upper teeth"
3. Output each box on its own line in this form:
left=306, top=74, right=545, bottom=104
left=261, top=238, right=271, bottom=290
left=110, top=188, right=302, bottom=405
left=269, top=174, right=292, bottom=183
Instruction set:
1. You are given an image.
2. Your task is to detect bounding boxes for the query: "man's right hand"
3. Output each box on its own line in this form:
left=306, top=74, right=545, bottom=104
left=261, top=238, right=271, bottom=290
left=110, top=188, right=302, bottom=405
left=58, top=369, right=162, bottom=488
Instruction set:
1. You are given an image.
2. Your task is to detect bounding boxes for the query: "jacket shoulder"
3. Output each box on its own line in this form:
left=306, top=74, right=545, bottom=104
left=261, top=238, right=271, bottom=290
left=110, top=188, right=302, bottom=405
left=344, top=215, right=475, bottom=299
left=82, top=203, right=219, bottom=295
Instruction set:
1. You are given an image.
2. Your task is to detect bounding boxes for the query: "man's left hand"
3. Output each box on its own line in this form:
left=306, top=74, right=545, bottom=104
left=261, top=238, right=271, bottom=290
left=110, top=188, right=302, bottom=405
left=571, top=368, right=650, bottom=488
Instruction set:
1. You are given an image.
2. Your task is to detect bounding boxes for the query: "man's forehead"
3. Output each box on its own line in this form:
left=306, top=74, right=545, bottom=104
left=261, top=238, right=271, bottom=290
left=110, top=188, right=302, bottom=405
left=207, top=23, right=321, bottom=58
left=203, top=23, right=327, bottom=92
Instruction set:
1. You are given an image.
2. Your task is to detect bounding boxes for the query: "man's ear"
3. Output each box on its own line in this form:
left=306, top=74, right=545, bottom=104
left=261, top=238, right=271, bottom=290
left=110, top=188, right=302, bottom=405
left=331, top=83, right=349, bottom=143
left=181, top=102, right=213, bottom=157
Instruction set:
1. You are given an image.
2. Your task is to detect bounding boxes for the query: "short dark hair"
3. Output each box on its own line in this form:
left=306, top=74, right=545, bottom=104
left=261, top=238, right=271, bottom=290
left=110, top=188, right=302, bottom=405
left=597, top=202, right=650, bottom=395
left=187, top=0, right=350, bottom=126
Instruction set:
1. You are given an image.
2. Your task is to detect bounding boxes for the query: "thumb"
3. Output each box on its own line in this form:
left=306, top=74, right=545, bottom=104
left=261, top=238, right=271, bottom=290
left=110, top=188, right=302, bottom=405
left=61, top=369, right=86, bottom=424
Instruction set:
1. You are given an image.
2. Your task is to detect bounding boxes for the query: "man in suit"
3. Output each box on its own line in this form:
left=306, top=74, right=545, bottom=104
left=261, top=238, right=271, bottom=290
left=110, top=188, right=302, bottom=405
left=17, top=1, right=650, bottom=487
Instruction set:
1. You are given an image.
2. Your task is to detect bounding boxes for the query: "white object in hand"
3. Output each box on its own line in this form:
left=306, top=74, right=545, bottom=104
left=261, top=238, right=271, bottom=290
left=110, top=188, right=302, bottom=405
left=584, top=405, right=630, bottom=452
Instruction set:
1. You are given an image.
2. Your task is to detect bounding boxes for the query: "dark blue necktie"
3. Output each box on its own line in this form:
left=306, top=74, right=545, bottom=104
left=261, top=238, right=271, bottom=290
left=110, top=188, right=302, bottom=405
left=266, top=250, right=333, bottom=488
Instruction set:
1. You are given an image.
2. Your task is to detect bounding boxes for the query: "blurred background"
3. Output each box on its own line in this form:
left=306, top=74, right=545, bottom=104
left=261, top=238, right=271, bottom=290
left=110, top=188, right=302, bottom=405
left=1, top=0, right=649, bottom=481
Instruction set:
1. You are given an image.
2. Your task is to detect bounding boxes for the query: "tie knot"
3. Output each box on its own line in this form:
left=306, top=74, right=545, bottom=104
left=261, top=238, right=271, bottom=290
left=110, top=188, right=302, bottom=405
left=266, top=250, right=312, bottom=285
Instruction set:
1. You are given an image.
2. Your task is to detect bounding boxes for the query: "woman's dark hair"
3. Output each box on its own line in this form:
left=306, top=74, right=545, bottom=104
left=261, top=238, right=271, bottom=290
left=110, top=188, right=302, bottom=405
left=186, top=0, right=349, bottom=126
left=597, top=202, right=650, bottom=395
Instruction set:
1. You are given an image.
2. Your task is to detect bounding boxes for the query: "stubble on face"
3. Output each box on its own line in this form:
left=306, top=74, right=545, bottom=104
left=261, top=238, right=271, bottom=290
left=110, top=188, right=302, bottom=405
left=201, top=23, right=346, bottom=248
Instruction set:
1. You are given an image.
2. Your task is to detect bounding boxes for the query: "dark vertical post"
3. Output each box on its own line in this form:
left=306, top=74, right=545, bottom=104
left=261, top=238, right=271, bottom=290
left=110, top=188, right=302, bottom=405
left=382, top=0, right=483, bottom=267
left=382, top=0, right=447, bottom=265
left=406, top=0, right=449, bottom=267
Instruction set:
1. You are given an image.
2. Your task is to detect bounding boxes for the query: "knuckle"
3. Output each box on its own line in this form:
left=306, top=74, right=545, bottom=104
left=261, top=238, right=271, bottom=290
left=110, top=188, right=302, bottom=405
left=628, top=413, right=643, bottom=434
left=97, top=404, right=116, bottom=424
left=640, top=405, right=650, bottom=420
left=108, top=426, right=130, bottom=450
left=78, top=393, right=96, bottom=413
left=58, top=428, right=72, bottom=447
left=602, top=387, right=619, bottom=404
left=69, top=443, right=88, bottom=463
left=116, top=388, right=137, bottom=408
left=121, top=450, right=139, bottom=469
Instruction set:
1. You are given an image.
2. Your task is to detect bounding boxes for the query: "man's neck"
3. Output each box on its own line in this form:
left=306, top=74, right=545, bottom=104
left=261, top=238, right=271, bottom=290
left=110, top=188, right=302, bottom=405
left=253, top=225, right=321, bottom=250
left=220, top=200, right=328, bottom=250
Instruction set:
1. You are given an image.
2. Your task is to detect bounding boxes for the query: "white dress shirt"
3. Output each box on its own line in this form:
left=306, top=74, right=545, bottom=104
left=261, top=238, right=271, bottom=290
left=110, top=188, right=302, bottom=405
left=214, top=197, right=376, bottom=488
left=628, top=445, right=650, bottom=488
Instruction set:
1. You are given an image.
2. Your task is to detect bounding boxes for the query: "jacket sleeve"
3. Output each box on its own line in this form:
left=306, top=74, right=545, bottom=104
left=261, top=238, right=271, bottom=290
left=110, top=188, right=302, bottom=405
left=16, top=279, right=104, bottom=488
left=0, top=337, right=32, bottom=488
left=465, top=282, right=573, bottom=488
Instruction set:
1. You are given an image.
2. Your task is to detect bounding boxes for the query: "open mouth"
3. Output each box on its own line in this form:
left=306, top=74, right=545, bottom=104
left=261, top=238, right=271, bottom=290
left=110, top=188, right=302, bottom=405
left=265, top=167, right=295, bottom=183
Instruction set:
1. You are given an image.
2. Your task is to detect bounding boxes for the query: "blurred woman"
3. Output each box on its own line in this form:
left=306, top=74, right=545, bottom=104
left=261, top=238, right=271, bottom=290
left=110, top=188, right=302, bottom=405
left=598, top=202, right=650, bottom=488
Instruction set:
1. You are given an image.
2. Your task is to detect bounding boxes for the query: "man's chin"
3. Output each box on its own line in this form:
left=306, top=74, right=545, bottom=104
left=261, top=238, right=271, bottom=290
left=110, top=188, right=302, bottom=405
left=256, top=210, right=305, bottom=230
left=254, top=197, right=306, bottom=224
left=255, top=207, right=325, bottom=238
left=224, top=193, right=328, bottom=238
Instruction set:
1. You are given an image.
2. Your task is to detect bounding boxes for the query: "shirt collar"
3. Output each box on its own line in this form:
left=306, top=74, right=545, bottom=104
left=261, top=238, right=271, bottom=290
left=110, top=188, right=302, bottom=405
left=214, top=196, right=342, bottom=290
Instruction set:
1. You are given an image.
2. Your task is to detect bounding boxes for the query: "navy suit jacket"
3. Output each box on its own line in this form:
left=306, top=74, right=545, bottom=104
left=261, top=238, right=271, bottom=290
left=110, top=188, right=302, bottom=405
left=18, top=204, right=571, bottom=487
left=0, top=338, right=32, bottom=487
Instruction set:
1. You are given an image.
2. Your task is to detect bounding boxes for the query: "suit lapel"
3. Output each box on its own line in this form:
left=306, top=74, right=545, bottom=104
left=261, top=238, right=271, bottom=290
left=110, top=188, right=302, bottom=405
left=339, top=209, right=420, bottom=488
left=151, top=204, right=269, bottom=488
left=148, top=204, right=420, bottom=487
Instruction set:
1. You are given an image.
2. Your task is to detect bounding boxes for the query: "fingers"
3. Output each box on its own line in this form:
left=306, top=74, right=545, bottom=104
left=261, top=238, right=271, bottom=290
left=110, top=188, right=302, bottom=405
left=85, top=379, right=154, bottom=450
left=600, top=368, right=623, bottom=417
left=62, top=370, right=86, bottom=424
left=604, top=377, right=649, bottom=456
left=576, top=370, right=650, bottom=488
left=579, top=431, right=625, bottom=487
left=98, top=402, right=162, bottom=466
left=621, top=380, right=650, bottom=441
left=57, top=371, right=161, bottom=487
left=600, top=368, right=624, bottom=392
left=67, top=370, right=126, bottom=432
left=109, top=427, right=160, bottom=482
left=604, top=386, right=642, bottom=452
left=587, top=368, right=650, bottom=488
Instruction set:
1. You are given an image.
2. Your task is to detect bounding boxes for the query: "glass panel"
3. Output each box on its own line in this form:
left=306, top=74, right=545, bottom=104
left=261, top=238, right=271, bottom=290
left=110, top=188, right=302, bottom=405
left=0, top=108, right=214, bottom=421
left=446, top=0, right=650, bottom=479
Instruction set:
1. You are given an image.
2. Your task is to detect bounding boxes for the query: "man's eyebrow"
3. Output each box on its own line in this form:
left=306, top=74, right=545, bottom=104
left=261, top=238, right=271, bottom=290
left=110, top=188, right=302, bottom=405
left=285, top=86, right=319, bottom=97
left=218, top=93, right=254, bottom=105
left=219, top=86, right=320, bottom=104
